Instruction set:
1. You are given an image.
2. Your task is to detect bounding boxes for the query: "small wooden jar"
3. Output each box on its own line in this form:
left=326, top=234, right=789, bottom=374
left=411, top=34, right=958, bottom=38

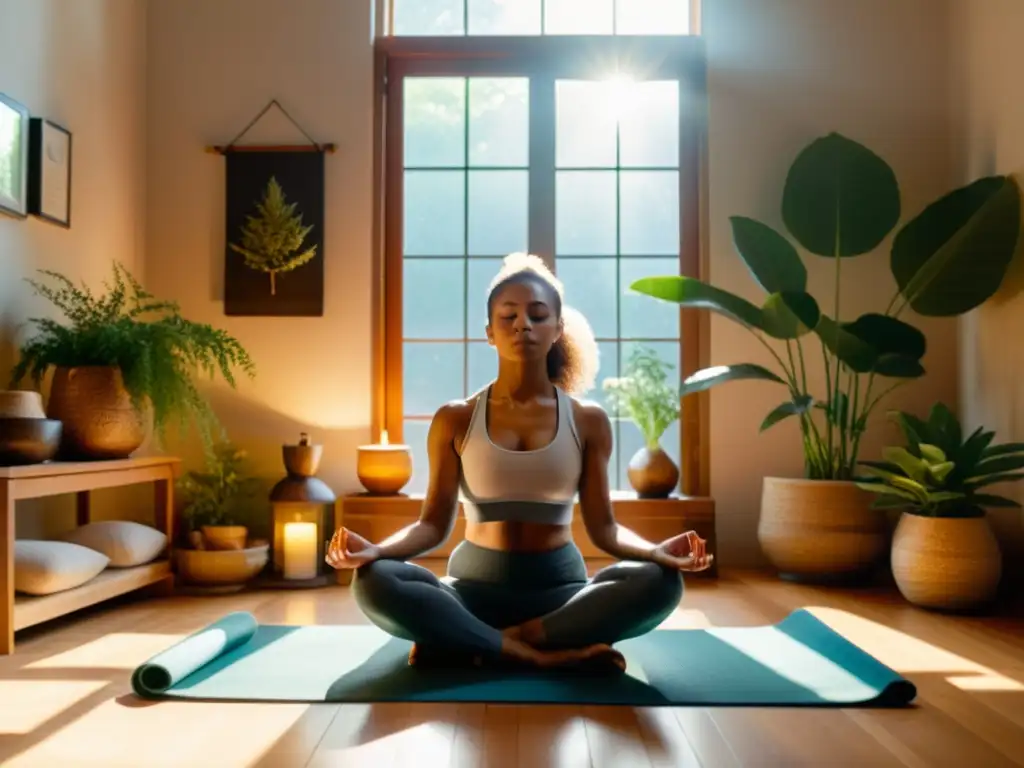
left=357, top=430, right=412, bottom=495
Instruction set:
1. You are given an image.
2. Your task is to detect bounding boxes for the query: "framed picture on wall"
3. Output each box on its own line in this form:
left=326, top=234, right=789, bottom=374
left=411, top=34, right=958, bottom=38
left=28, top=118, right=72, bottom=227
left=0, top=92, right=30, bottom=219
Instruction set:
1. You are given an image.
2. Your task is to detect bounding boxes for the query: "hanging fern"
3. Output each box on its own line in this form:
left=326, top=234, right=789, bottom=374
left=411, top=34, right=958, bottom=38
left=9, top=262, right=256, bottom=453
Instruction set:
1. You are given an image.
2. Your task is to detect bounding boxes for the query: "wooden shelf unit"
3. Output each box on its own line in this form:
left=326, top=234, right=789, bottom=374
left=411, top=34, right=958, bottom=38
left=1, top=456, right=181, bottom=655
left=334, top=491, right=717, bottom=585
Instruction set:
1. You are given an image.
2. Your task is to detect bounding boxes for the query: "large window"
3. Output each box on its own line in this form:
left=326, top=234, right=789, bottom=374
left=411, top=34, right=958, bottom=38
left=375, top=1, right=706, bottom=495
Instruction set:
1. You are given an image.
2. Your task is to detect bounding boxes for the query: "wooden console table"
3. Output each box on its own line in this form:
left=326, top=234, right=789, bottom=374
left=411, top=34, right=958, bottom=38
left=0, top=456, right=181, bottom=655
left=334, top=491, right=717, bottom=585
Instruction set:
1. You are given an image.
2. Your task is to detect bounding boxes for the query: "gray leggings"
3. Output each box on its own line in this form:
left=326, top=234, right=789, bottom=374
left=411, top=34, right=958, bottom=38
left=352, top=540, right=684, bottom=658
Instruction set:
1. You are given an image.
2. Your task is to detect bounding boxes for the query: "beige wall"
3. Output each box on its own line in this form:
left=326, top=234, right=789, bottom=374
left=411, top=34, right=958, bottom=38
left=0, top=0, right=149, bottom=538
left=144, top=0, right=376, bottom=500
left=950, top=0, right=1024, bottom=573
left=143, top=0, right=962, bottom=566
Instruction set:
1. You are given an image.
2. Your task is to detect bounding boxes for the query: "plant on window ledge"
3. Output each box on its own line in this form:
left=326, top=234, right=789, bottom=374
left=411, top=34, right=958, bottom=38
left=603, top=345, right=681, bottom=498
left=631, top=132, right=1022, bottom=482
left=10, top=262, right=255, bottom=459
left=229, top=175, right=318, bottom=296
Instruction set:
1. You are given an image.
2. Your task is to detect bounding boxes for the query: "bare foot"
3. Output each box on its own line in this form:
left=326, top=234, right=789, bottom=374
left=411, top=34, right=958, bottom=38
left=501, top=637, right=626, bottom=673
left=502, top=617, right=546, bottom=647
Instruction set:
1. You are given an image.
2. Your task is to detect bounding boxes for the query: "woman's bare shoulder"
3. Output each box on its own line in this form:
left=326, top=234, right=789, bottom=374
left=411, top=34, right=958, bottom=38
left=432, top=393, right=482, bottom=451
left=567, top=393, right=612, bottom=437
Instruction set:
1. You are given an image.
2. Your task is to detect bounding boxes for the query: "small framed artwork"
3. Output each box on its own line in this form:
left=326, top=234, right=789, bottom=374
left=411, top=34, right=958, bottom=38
left=0, top=92, right=30, bottom=219
left=28, top=118, right=72, bottom=228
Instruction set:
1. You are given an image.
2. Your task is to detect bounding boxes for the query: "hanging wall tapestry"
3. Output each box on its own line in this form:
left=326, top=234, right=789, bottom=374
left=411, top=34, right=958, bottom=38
left=215, top=100, right=334, bottom=317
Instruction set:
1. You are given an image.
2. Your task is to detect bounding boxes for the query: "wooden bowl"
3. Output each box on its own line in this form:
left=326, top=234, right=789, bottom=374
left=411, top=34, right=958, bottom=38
left=0, top=418, right=63, bottom=466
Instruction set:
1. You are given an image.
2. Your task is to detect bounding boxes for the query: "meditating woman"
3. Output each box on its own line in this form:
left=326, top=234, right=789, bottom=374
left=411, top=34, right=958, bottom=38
left=326, top=253, right=712, bottom=671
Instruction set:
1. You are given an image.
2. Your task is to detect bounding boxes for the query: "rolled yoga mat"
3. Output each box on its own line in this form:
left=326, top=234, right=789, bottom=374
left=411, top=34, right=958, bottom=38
left=131, top=609, right=916, bottom=707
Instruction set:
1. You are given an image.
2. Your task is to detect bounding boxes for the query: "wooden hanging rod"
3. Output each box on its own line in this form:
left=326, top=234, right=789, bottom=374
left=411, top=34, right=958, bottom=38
left=205, top=143, right=337, bottom=154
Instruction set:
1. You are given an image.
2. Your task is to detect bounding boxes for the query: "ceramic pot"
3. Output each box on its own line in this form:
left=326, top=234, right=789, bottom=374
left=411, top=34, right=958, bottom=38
left=201, top=525, right=249, bottom=551
left=283, top=432, right=323, bottom=477
left=758, top=477, right=888, bottom=581
left=0, top=391, right=46, bottom=419
left=175, top=541, right=269, bottom=586
left=891, top=513, right=1002, bottom=611
left=46, top=366, right=145, bottom=460
left=627, top=445, right=680, bottom=498
left=0, top=418, right=62, bottom=465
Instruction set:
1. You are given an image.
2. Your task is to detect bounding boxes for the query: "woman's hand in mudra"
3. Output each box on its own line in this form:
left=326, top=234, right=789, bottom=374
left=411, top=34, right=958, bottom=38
left=652, top=530, right=713, bottom=572
left=325, top=527, right=380, bottom=570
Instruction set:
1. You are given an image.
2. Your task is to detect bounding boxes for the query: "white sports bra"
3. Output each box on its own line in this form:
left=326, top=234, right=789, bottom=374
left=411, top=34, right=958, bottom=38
left=458, top=384, right=582, bottom=526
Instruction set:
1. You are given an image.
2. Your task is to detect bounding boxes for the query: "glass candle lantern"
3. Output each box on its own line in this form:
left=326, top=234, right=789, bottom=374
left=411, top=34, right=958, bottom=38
left=266, top=433, right=336, bottom=588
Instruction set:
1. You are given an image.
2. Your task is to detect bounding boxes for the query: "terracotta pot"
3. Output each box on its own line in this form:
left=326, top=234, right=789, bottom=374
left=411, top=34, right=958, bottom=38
left=627, top=445, right=679, bottom=498
left=46, top=366, right=145, bottom=460
left=891, top=513, right=1002, bottom=611
left=201, top=525, right=249, bottom=551
left=758, top=477, right=888, bottom=581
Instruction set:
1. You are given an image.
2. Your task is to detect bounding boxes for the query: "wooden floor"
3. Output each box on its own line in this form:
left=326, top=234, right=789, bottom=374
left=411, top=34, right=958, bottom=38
left=0, top=569, right=1022, bottom=767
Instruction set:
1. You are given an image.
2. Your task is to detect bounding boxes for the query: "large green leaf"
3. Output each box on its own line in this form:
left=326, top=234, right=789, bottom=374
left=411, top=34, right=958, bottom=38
left=781, top=133, right=901, bottom=257
left=730, top=217, right=807, bottom=293
left=872, top=354, right=925, bottom=379
left=971, top=493, right=1021, bottom=509
left=814, top=315, right=878, bottom=372
left=891, top=175, right=1022, bottom=316
left=760, top=394, right=814, bottom=432
left=629, top=276, right=765, bottom=330
left=760, top=292, right=820, bottom=339
left=842, top=313, right=926, bottom=360
left=927, top=402, right=962, bottom=457
left=679, top=363, right=786, bottom=398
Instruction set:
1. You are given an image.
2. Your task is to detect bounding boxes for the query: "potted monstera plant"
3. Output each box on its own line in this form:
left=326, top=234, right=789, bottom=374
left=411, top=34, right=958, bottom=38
left=603, top=345, right=681, bottom=497
left=857, top=404, right=1023, bottom=610
left=631, top=132, right=1021, bottom=581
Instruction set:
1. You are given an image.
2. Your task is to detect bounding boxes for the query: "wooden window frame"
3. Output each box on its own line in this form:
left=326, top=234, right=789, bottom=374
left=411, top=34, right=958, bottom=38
left=370, top=34, right=710, bottom=496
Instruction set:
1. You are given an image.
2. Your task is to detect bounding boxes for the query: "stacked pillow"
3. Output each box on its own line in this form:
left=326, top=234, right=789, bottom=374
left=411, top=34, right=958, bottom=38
left=14, top=521, right=168, bottom=596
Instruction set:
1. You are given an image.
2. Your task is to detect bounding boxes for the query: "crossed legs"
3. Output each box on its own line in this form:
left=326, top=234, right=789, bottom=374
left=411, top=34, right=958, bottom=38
left=352, top=557, right=683, bottom=668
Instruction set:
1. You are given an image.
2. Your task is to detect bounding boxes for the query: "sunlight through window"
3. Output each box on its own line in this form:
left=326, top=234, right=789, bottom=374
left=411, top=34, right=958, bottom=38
left=4, top=700, right=310, bottom=767
left=707, top=626, right=878, bottom=701
left=805, top=606, right=1024, bottom=692
left=25, top=633, right=186, bottom=670
left=0, top=681, right=108, bottom=735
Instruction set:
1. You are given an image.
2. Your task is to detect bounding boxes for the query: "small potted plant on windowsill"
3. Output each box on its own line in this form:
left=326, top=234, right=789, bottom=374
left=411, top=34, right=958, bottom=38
left=175, top=441, right=268, bottom=590
left=857, top=403, right=1023, bottom=611
left=603, top=345, right=681, bottom=498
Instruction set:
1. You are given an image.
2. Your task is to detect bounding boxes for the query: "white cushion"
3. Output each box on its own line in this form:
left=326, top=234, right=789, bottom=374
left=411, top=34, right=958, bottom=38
left=14, top=540, right=110, bottom=596
left=61, top=521, right=167, bottom=568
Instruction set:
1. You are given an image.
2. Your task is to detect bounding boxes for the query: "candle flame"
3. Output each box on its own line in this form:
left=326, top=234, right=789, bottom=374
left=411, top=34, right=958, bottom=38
left=380, top=429, right=390, bottom=446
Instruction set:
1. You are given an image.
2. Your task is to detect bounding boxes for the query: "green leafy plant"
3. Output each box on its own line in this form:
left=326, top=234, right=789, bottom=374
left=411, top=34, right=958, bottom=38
left=229, top=176, right=318, bottom=296
left=856, top=403, right=1024, bottom=517
left=631, top=132, right=1022, bottom=480
left=178, top=441, right=261, bottom=530
left=9, top=262, right=255, bottom=452
left=603, top=345, right=680, bottom=448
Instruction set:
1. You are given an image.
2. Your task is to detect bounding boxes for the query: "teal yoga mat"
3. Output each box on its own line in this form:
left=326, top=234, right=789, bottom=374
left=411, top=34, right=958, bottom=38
left=131, top=609, right=916, bottom=707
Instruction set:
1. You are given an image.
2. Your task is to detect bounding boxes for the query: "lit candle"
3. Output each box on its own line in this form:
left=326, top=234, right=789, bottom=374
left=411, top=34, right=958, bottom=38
left=282, top=521, right=318, bottom=580
left=357, top=429, right=413, bottom=495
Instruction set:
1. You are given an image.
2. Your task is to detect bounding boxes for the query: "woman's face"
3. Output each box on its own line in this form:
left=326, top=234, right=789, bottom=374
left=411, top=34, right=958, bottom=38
left=486, top=278, right=562, bottom=363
